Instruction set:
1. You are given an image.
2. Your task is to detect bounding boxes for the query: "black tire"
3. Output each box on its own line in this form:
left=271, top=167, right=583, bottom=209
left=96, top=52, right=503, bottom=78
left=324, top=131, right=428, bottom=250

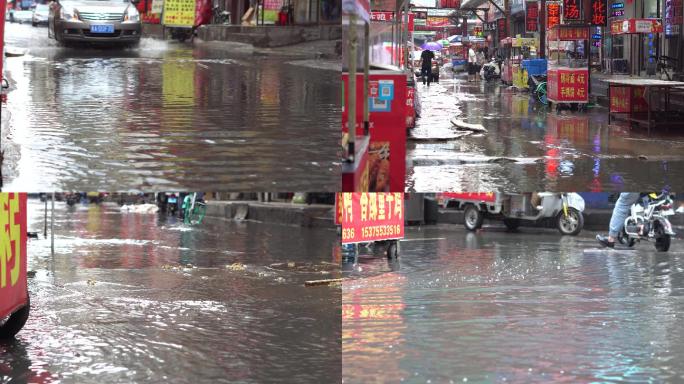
left=463, top=204, right=484, bottom=231
left=503, top=218, right=521, bottom=231
left=655, top=234, right=671, bottom=252
left=386, top=241, right=398, bottom=259
left=0, top=295, right=30, bottom=340
left=32, top=22, right=37, bottom=27
left=556, top=208, right=583, bottom=236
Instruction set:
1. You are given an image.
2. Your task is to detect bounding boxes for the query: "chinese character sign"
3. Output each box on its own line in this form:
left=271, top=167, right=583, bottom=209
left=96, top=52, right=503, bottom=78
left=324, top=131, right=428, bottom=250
left=497, top=17, right=507, bottom=39
left=547, top=3, right=561, bottom=29
left=526, top=1, right=539, bottom=32
left=563, top=0, right=581, bottom=20
left=162, top=0, right=196, bottom=26
left=340, top=193, right=405, bottom=244
left=0, top=193, right=28, bottom=320
left=548, top=69, right=589, bottom=102
left=591, top=0, right=607, bottom=26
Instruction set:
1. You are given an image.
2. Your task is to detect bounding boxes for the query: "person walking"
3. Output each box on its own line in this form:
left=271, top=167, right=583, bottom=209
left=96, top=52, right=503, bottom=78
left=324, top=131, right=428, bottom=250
left=595, top=192, right=644, bottom=248
left=420, top=49, right=435, bottom=86
left=467, top=45, right=477, bottom=82
left=476, top=48, right=486, bottom=82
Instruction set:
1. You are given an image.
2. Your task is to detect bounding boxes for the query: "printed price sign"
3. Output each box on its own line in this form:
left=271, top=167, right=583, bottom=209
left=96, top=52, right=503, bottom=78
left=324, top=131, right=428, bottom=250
left=0, top=193, right=28, bottom=320
left=162, top=0, right=196, bottom=26
left=340, top=193, right=405, bottom=244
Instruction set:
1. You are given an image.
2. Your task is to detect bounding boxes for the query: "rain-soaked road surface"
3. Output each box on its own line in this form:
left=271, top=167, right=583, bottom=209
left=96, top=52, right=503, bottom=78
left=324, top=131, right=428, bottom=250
left=0, top=23, right=340, bottom=191
left=343, top=224, right=684, bottom=383
left=407, top=72, right=684, bottom=192
left=1, top=198, right=340, bottom=383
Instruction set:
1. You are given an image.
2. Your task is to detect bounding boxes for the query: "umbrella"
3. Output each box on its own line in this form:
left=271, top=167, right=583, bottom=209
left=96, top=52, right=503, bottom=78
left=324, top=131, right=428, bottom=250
left=447, top=35, right=462, bottom=43
left=421, top=42, right=443, bottom=51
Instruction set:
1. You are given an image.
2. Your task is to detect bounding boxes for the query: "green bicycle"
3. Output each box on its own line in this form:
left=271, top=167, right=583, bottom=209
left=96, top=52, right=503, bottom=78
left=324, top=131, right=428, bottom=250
left=183, top=193, right=207, bottom=225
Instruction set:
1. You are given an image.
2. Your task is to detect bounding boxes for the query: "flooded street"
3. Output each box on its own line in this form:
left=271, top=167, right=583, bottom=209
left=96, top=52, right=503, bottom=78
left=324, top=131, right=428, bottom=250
left=0, top=23, right=340, bottom=191
left=343, top=225, right=684, bottom=383
left=407, top=72, right=684, bottom=192
left=1, top=198, right=341, bottom=383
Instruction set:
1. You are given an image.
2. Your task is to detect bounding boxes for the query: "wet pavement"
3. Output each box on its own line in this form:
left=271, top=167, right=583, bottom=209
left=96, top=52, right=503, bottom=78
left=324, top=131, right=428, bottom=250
left=343, top=224, right=684, bottom=383
left=1, top=198, right=341, bottom=383
left=0, top=23, right=340, bottom=191
left=407, top=71, right=684, bottom=192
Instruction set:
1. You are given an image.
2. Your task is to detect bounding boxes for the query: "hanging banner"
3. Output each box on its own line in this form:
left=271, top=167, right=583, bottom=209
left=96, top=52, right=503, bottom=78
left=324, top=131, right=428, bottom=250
left=591, top=0, right=607, bottom=26
left=563, top=0, right=582, bottom=20
left=526, top=1, right=539, bottom=32
left=340, top=193, right=405, bottom=244
left=547, top=25, right=590, bottom=40
left=547, top=2, right=561, bottom=29
left=664, top=0, right=682, bottom=36
left=0, top=193, right=28, bottom=321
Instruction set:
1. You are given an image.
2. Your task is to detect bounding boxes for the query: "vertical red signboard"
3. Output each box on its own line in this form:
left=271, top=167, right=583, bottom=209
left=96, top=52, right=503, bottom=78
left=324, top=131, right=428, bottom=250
left=548, top=69, right=589, bottom=103
left=342, top=73, right=407, bottom=192
left=547, top=2, right=561, bottom=28
left=340, top=193, right=405, bottom=244
left=497, top=18, right=507, bottom=39
left=563, top=0, right=582, bottom=20
left=526, top=2, right=539, bottom=32
left=591, top=0, right=607, bottom=26
left=0, top=193, right=29, bottom=321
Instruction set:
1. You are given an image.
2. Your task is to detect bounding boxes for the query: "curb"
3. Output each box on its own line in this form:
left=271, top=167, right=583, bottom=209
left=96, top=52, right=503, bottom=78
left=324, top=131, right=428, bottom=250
left=434, top=208, right=684, bottom=231
left=205, top=201, right=335, bottom=228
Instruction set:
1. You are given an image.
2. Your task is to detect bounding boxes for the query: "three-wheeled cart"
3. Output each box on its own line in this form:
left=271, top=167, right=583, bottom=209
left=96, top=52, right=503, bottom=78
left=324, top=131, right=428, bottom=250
left=0, top=193, right=30, bottom=339
left=436, top=192, right=585, bottom=235
left=339, top=192, right=405, bottom=259
left=546, top=24, right=591, bottom=111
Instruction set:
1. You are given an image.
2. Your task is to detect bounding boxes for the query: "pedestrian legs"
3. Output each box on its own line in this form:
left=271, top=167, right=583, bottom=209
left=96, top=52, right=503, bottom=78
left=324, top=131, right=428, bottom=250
left=608, top=192, right=641, bottom=239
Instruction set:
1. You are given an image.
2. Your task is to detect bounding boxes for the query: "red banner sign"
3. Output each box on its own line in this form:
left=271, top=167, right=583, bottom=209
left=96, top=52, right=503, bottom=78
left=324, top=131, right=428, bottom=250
left=563, top=0, right=582, bottom=19
left=548, top=69, right=589, bottom=103
left=497, top=17, right=507, bottom=39
left=0, top=193, right=28, bottom=320
left=609, top=86, right=649, bottom=113
left=340, top=193, right=405, bottom=244
left=526, top=1, right=539, bottom=32
left=591, top=0, right=607, bottom=25
left=547, top=2, right=561, bottom=29
left=436, top=192, right=497, bottom=205
left=548, top=25, right=590, bottom=40
left=427, top=16, right=451, bottom=27
left=610, top=18, right=664, bottom=34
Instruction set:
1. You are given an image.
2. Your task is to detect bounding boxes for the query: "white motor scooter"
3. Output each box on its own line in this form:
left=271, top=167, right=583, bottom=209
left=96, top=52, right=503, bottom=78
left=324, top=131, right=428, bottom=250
left=480, top=58, right=501, bottom=81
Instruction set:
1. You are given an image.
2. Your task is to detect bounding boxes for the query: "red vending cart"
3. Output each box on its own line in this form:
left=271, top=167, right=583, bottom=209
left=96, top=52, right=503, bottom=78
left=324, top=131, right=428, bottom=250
left=546, top=24, right=590, bottom=111
left=0, top=193, right=30, bottom=339
left=340, top=192, right=405, bottom=258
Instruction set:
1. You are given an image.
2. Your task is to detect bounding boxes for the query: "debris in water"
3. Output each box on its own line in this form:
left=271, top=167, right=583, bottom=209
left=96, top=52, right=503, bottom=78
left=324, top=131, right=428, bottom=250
left=305, top=278, right=344, bottom=287
left=87, top=279, right=96, bottom=286
left=120, top=204, right=159, bottom=214
left=450, top=118, right=487, bottom=132
left=287, top=261, right=296, bottom=268
left=226, top=263, right=246, bottom=271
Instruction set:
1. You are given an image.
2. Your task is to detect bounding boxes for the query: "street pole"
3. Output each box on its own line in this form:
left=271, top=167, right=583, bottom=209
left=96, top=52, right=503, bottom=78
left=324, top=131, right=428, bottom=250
left=44, top=197, right=47, bottom=238
left=51, top=192, right=55, bottom=258
left=347, top=14, right=358, bottom=162
left=539, top=0, right=546, bottom=58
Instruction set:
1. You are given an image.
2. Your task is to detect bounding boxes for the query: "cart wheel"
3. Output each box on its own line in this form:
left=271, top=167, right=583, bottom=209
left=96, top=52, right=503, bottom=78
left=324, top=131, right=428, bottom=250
left=503, top=218, right=521, bottom=231
left=536, top=82, right=548, bottom=105
left=463, top=204, right=484, bottom=231
left=0, top=295, right=30, bottom=340
left=386, top=241, right=399, bottom=259
left=556, top=208, right=583, bottom=236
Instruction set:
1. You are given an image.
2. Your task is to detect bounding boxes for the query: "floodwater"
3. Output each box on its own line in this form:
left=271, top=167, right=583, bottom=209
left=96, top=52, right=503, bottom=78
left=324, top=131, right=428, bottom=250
left=0, top=23, right=340, bottom=191
left=1, top=198, right=341, bottom=383
left=343, top=225, right=684, bottom=383
left=407, top=72, right=684, bottom=192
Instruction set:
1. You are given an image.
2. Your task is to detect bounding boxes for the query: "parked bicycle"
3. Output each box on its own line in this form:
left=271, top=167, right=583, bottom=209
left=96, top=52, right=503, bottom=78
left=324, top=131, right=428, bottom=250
left=649, top=55, right=679, bottom=81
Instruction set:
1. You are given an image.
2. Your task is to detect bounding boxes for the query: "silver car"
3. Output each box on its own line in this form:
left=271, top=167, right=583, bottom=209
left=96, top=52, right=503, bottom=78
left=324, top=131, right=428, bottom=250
left=48, top=0, right=142, bottom=45
left=32, top=4, right=49, bottom=26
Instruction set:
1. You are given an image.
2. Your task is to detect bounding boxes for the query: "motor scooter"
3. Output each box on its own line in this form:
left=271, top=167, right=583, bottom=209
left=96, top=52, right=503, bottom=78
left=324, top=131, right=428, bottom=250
left=439, top=192, right=585, bottom=235
left=480, top=58, right=501, bottom=81
left=618, top=193, right=677, bottom=252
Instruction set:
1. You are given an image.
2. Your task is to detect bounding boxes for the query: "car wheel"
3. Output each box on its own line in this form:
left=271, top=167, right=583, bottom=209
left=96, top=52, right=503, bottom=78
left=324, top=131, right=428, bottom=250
left=32, top=21, right=37, bottom=27
left=0, top=295, right=30, bottom=340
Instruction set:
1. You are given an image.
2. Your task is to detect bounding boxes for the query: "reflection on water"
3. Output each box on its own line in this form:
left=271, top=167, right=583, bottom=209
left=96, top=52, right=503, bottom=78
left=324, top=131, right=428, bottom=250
left=1, top=23, right=340, bottom=191
left=343, top=227, right=684, bottom=383
left=1, top=199, right=341, bottom=383
left=407, top=74, right=684, bottom=192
